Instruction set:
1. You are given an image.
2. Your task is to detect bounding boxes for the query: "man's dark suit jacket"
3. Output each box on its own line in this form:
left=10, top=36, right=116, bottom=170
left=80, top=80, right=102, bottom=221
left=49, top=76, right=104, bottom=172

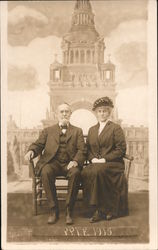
left=28, top=124, right=86, bottom=175
left=87, top=121, right=126, bottom=165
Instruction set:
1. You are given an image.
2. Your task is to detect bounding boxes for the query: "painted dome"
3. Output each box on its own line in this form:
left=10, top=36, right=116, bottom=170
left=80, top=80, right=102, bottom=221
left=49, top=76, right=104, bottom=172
left=63, top=0, right=99, bottom=43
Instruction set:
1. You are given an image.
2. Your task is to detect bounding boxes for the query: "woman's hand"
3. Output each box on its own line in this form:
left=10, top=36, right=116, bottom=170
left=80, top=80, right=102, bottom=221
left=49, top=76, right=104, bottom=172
left=99, top=158, right=106, bottom=163
left=91, top=158, right=99, bottom=163
left=91, top=158, right=106, bottom=163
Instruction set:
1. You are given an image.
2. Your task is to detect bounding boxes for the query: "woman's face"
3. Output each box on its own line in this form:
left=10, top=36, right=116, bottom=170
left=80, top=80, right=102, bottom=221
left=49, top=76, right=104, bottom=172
left=95, top=106, right=111, bottom=122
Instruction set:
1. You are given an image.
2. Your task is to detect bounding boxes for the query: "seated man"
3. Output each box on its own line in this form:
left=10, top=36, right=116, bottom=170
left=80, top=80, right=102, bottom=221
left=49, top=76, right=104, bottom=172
left=25, top=103, right=86, bottom=225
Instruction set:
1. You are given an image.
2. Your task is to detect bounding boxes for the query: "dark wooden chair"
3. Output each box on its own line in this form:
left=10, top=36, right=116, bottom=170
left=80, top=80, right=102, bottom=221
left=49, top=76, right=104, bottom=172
left=29, top=137, right=134, bottom=216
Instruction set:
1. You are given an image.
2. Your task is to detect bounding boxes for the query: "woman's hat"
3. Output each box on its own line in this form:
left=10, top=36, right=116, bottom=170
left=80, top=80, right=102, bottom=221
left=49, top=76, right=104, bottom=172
left=92, top=97, right=114, bottom=111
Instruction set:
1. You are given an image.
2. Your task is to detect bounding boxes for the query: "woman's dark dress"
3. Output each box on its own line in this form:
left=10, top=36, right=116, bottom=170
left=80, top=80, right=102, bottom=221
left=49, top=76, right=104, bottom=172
left=81, top=121, right=128, bottom=217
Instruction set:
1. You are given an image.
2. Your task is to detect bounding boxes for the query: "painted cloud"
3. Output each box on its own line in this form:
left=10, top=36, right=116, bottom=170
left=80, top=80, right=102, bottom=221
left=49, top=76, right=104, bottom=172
left=93, top=0, right=147, bottom=37
left=8, top=36, right=62, bottom=91
left=8, top=5, right=48, bottom=25
left=8, top=65, right=40, bottom=91
left=104, top=19, right=147, bottom=89
left=8, top=5, right=49, bottom=46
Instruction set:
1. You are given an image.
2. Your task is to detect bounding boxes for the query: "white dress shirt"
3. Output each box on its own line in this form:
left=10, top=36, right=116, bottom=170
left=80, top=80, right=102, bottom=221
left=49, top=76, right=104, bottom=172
left=98, top=119, right=110, bottom=135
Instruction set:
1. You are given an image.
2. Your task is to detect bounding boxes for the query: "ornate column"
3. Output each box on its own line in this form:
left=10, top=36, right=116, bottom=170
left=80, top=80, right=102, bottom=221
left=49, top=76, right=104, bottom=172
left=78, top=49, right=81, bottom=63
left=80, top=13, right=82, bottom=24
left=132, top=141, right=137, bottom=155
left=77, top=49, right=79, bottom=63
left=74, top=49, right=76, bottom=63
left=67, top=50, right=70, bottom=64
left=80, top=50, right=85, bottom=63
left=83, top=13, right=85, bottom=24
left=138, top=142, right=143, bottom=158
left=86, top=13, right=88, bottom=24
left=126, top=141, right=129, bottom=154
left=66, top=51, right=68, bottom=64
left=85, top=49, right=87, bottom=64
left=89, top=50, right=92, bottom=64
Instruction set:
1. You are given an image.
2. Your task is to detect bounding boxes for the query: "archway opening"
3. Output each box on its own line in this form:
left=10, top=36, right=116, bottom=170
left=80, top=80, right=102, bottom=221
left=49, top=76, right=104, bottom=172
left=70, top=109, right=97, bottom=135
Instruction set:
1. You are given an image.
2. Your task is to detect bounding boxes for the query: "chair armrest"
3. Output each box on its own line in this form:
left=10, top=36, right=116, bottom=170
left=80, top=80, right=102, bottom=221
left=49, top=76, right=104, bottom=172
left=29, top=153, right=42, bottom=177
left=29, top=159, right=36, bottom=177
left=123, top=154, right=134, bottom=181
left=124, top=154, right=134, bottom=161
left=29, top=155, right=40, bottom=177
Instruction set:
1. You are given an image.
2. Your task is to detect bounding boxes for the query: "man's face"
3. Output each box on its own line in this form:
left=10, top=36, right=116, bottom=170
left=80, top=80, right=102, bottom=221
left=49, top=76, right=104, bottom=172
left=95, top=106, right=111, bottom=122
left=57, top=104, right=72, bottom=125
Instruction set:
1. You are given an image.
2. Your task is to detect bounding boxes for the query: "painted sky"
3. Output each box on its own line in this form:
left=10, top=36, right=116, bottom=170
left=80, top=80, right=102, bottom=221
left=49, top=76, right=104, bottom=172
left=7, top=0, right=148, bottom=128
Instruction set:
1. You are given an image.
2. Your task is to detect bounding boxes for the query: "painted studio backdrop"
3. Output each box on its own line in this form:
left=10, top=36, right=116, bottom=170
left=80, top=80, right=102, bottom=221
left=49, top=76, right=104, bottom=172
left=7, top=0, right=148, bottom=193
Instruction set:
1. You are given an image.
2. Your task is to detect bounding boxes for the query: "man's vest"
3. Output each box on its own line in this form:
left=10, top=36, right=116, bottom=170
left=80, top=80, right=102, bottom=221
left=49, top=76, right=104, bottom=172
left=55, top=132, right=70, bottom=163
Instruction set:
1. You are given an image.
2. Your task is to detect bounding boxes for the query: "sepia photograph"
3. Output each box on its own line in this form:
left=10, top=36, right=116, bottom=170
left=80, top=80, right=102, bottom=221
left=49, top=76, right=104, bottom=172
left=1, top=0, right=157, bottom=249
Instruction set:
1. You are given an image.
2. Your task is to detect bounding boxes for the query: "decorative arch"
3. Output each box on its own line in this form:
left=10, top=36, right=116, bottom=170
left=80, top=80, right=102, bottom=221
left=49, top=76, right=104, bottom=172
left=69, top=101, right=97, bottom=135
left=70, top=100, right=93, bottom=112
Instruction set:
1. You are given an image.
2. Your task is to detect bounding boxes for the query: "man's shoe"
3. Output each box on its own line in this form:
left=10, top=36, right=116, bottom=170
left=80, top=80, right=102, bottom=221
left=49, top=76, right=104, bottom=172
left=48, top=208, right=58, bottom=224
left=66, top=207, right=73, bottom=225
left=90, top=210, right=101, bottom=223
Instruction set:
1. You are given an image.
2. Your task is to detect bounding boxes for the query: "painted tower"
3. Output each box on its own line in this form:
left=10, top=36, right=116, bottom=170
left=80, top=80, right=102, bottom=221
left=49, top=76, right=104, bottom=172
left=43, top=0, right=118, bottom=129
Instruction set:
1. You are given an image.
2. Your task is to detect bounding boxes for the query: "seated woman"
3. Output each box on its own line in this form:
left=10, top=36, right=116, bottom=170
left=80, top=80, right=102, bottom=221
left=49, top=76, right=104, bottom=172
left=81, top=97, right=128, bottom=223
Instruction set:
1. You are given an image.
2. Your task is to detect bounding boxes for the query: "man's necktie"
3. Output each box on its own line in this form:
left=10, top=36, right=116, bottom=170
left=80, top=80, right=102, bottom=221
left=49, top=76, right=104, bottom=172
left=60, top=124, right=68, bottom=134
left=60, top=124, right=68, bottom=129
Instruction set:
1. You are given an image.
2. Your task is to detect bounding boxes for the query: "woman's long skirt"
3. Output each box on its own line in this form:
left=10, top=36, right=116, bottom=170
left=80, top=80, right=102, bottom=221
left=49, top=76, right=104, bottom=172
left=81, top=162, right=129, bottom=217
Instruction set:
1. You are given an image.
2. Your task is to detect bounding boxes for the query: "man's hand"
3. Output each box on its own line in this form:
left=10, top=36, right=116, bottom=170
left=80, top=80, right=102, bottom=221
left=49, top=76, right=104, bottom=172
left=24, top=150, right=34, bottom=162
left=91, top=158, right=106, bottom=163
left=67, top=161, right=78, bottom=170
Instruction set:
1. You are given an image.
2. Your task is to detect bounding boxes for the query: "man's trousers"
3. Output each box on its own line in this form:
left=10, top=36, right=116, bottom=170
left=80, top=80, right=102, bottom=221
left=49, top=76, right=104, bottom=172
left=41, top=160, right=81, bottom=210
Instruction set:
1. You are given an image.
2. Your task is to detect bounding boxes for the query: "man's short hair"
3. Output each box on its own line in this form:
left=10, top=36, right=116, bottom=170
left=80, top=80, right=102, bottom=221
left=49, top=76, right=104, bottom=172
left=58, top=102, right=70, bottom=107
left=57, top=102, right=71, bottom=112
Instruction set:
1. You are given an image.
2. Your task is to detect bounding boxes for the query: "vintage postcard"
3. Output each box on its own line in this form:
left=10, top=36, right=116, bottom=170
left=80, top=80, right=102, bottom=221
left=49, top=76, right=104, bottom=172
left=1, top=0, right=157, bottom=249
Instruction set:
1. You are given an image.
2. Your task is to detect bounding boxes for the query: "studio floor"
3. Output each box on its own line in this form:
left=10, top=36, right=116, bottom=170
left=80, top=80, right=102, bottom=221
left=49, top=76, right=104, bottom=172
left=7, top=191, right=149, bottom=244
